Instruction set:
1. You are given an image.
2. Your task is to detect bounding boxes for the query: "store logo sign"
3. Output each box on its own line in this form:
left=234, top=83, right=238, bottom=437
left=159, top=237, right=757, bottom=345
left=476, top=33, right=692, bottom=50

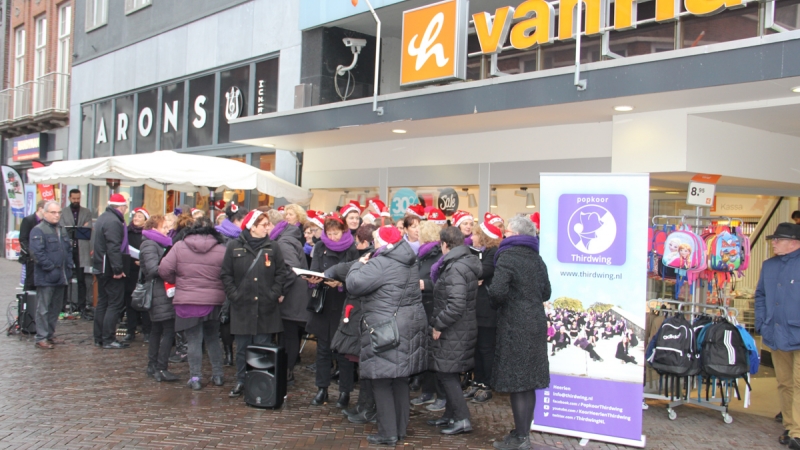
left=400, top=0, right=467, bottom=87
left=557, top=194, right=627, bottom=266
left=225, top=87, right=243, bottom=121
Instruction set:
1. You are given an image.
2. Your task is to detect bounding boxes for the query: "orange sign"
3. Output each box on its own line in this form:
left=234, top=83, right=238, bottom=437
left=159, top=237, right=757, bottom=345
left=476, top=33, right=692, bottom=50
left=400, top=0, right=467, bottom=87
left=691, top=174, right=721, bottom=184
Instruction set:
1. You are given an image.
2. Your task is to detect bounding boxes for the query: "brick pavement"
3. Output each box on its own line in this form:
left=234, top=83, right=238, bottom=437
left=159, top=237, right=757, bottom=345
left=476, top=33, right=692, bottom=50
left=0, top=259, right=786, bottom=449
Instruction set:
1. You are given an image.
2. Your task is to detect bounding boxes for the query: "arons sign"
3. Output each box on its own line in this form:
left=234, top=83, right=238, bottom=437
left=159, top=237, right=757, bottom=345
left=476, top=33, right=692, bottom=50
left=400, top=0, right=751, bottom=86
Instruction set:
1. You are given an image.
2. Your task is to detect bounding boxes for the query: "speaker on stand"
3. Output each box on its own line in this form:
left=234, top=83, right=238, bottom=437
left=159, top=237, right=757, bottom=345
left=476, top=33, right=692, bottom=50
left=16, top=292, right=37, bottom=335
left=244, top=344, right=287, bottom=408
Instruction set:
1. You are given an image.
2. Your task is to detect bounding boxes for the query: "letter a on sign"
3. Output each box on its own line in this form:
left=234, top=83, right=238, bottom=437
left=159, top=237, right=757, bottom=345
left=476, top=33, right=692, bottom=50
left=400, top=0, right=467, bottom=86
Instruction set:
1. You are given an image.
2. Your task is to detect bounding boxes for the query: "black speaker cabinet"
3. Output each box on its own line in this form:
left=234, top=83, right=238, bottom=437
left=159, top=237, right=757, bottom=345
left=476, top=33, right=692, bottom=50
left=16, top=292, right=37, bottom=334
left=244, top=344, right=287, bottom=408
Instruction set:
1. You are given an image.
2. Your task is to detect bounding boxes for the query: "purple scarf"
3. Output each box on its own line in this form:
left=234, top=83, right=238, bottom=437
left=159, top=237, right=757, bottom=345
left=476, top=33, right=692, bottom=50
left=216, top=218, right=241, bottom=239
left=430, top=255, right=446, bottom=285
left=493, top=234, right=539, bottom=265
left=143, top=229, right=172, bottom=247
left=404, top=235, right=421, bottom=254
left=269, top=220, right=290, bottom=241
left=418, top=241, right=438, bottom=259
left=464, top=233, right=473, bottom=246
left=320, top=229, right=354, bottom=252
left=112, top=209, right=130, bottom=255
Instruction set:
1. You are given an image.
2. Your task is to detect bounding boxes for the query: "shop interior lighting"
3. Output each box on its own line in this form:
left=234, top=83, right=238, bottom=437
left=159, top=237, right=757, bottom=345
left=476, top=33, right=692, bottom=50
left=392, top=129, right=407, bottom=134
left=490, top=188, right=498, bottom=208
left=664, top=191, right=680, bottom=195
left=339, top=190, right=350, bottom=205
left=792, top=86, right=800, bottom=93
left=514, top=187, right=536, bottom=208
left=458, top=188, right=478, bottom=208
left=358, top=190, right=370, bottom=205
left=614, top=105, right=634, bottom=112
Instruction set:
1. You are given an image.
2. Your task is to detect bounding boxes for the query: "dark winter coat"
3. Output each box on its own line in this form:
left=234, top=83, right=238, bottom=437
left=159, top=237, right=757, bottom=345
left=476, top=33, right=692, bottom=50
left=347, top=240, right=428, bottom=379
left=418, top=244, right=442, bottom=318
left=92, top=206, right=127, bottom=277
left=29, top=220, right=73, bottom=287
left=475, top=246, right=498, bottom=328
left=430, top=245, right=481, bottom=373
left=139, top=237, right=173, bottom=322
left=306, top=241, right=359, bottom=340
left=487, top=245, right=551, bottom=393
left=220, top=232, right=288, bottom=336
left=158, top=234, right=227, bottom=307
left=274, top=224, right=311, bottom=324
left=328, top=244, right=373, bottom=356
left=19, top=213, right=38, bottom=290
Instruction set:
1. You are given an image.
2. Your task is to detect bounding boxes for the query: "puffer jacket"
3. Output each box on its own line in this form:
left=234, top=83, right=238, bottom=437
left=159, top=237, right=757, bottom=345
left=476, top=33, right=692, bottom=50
left=347, top=240, right=428, bottom=380
left=139, top=237, right=173, bottom=322
left=418, top=243, right=442, bottom=318
left=475, top=246, right=498, bottom=328
left=430, top=245, right=481, bottom=373
left=158, top=233, right=226, bottom=307
left=274, top=224, right=311, bottom=324
left=220, top=231, right=287, bottom=336
left=329, top=244, right=373, bottom=356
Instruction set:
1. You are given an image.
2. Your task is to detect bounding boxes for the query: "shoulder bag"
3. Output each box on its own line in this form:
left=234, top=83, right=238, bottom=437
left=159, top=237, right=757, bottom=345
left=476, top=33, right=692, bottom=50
left=363, top=266, right=412, bottom=353
left=131, top=246, right=165, bottom=312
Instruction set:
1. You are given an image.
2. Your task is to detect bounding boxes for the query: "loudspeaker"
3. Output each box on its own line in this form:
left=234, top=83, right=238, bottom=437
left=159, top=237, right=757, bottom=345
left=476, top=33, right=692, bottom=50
left=16, top=292, right=37, bottom=334
left=244, top=344, right=287, bottom=408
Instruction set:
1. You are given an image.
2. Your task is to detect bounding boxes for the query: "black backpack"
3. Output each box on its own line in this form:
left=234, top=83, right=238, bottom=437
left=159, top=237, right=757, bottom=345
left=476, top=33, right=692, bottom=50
left=647, top=315, right=694, bottom=376
left=700, top=321, right=749, bottom=379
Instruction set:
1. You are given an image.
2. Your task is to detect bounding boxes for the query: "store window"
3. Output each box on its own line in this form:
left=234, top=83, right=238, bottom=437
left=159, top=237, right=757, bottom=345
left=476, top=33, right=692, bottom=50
left=218, top=65, right=250, bottom=144
left=681, top=2, right=758, bottom=48
left=250, top=153, right=276, bottom=208
left=136, top=88, right=158, bottom=153
left=85, top=0, right=108, bottom=31
left=14, top=27, right=25, bottom=88
left=160, top=82, right=185, bottom=150
left=255, top=58, right=279, bottom=115
left=768, top=0, right=800, bottom=33
left=608, top=1, right=675, bottom=57
left=187, top=74, right=215, bottom=147
left=34, top=16, right=46, bottom=81
left=81, top=105, right=93, bottom=159
left=94, top=100, right=113, bottom=157
left=125, top=0, right=152, bottom=15
left=114, top=95, right=134, bottom=155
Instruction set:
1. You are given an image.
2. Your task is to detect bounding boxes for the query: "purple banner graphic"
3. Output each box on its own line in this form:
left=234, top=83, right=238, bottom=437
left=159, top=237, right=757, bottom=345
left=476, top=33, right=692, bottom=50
left=535, top=375, right=643, bottom=441
left=557, top=194, right=628, bottom=266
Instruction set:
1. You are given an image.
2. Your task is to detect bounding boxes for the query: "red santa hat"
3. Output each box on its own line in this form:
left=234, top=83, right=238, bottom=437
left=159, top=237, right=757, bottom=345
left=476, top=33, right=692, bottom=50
left=307, top=210, right=325, bottom=229
left=484, top=212, right=504, bottom=226
left=214, top=199, right=227, bottom=211
left=277, top=205, right=285, bottom=214
left=406, top=204, right=425, bottom=219
left=363, top=211, right=377, bottom=223
left=479, top=221, right=502, bottom=240
left=530, top=212, right=540, bottom=231
left=227, top=202, right=239, bottom=214
left=240, top=210, right=263, bottom=231
left=339, top=200, right=362, bottom=218
left=427, top=209, right=447, bottom=225
left=452, top=210, right=473, bottom=228
left=108, top=193, right=127, bottom=206
left=378, top=225, right=402, bottom=246
left=133, top=207, right=150, bottom=220
left=368, top=199, right=388, bottom=215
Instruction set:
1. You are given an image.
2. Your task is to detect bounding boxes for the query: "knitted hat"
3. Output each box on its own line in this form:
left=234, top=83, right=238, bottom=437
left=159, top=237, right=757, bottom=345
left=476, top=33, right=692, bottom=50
left=339, top=200, right=362, bottom=218
left=530, top=212, right=540, bottom=231
left=241, top=210, right=263, bottom=231
left=378, top=226, right=402, bottom=246
left=133, top=207, right=150, bottom=221
left=307, top=210, right=325, bottom=229
left=427, top=209, right=447, bottom=225
left=214, top=200, right=226, bottom=211
left=406, top=204, right=425, bottom=219
left=108, top=193, right=127, bottom=206
left=369, top=199, right=387, bottom=215
left=452, top=210, right=473, bottom=228
left=484, top=212, right=504, bottom=226
left=479, top=221, right=502, bottom=240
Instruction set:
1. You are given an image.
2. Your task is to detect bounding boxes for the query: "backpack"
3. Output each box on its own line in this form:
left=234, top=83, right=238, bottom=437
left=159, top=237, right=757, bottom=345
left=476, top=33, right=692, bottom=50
left=708, top=228, right=741, bottom=272
left=736, top=228, right=751, bottom=273
left=647, top=315, right=694, bottom=376
left=700, top=320, right=749, bottom=380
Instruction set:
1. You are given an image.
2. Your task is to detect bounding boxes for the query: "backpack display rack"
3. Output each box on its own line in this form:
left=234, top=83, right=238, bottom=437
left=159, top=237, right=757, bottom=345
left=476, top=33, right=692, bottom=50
left=645, top=214, right=757, bottom=425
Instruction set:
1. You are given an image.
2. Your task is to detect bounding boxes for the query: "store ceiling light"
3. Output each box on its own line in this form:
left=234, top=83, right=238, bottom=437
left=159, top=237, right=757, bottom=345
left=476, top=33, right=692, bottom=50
left=664, top=191, right=680, bottom=195
left=392, top=129, right=407, bottom=134
left=792, top=86, right=800, bottom=93
left=614, top=105, right=634, bottom=112
left=490, top=188, right=498, bottom=208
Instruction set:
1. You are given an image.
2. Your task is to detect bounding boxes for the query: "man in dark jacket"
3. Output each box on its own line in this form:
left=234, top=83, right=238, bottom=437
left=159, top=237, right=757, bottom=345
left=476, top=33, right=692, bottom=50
left=29, top=201, right=73, bottom=350
left=429, top=226, right=481, bottom=436
left=19, top=200, right=46, bottom=292
left=756, top=222, right=800, bottom=448
left=92, top=194, right=130, bottom=349
left=60, top=189, right=93, bottom=315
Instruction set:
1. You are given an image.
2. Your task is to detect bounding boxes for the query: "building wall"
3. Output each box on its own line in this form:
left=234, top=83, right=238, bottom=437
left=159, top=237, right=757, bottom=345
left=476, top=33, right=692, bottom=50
left=7, top=0, right=72, bottom=88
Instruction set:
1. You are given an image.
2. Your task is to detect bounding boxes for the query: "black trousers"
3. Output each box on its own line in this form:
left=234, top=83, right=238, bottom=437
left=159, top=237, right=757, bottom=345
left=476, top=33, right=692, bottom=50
left=474, top=326, right=497, bottom=387
left=23, top=261, right=35, bottom=292
left=437, top=372, right=471, bottom=421
left=373, top=377, right=410, bottom=438
left=94, top=276, right=126, bottom=344
left=584, top=344, right=602, bottom=361
left=357, top=378, right=376, bottom=409
left=220, top=321, right=233, bottom=348
left=72, top=252, right=88, bottom=310
left=422, top=370, right=445, bottom=397
left=315, top=334, right=354, bottom=393
left=148, top=319, right=175, bottom=370
left=235, top=333, right=273, bottom=383
left=282, top=320, right=305, bottom=372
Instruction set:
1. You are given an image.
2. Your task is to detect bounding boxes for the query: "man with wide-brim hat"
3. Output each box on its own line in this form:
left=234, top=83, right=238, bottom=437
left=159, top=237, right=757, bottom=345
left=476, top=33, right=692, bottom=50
left=757, top=222, right=800, bottom=448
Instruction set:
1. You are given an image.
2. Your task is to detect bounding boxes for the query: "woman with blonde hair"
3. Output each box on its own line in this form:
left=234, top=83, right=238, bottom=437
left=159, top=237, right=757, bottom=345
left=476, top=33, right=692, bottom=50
left=283, top=204, right=307, bottom=227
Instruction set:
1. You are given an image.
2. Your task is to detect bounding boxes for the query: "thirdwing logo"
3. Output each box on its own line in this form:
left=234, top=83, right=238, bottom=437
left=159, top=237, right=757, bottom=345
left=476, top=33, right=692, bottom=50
left=401, top=0, right=467, bottom=86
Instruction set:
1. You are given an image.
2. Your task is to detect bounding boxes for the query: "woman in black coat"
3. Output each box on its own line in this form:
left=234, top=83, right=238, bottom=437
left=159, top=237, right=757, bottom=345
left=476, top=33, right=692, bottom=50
left=346, top=228, right=428, bottom=446
left=304, top=216, right=359, bottom=408
left=139, top=215, right=178, bottom=382
left=428, top=227, right=481, bottom=436
left=219, top=210, right=288, bottom=398
left=124, top=207, right=151, bottom=342
left=487, top=214, right=551, bottom=450
left=464, top=217, right=503, bottom=404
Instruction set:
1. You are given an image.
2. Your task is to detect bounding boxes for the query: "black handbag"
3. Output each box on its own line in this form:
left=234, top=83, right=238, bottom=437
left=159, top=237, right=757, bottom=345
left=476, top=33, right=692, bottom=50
left=131, top=270, right=154, bottom=312
left=307, top=285, right=328, bottom=314
left=363, top=269, right=412, bottom=353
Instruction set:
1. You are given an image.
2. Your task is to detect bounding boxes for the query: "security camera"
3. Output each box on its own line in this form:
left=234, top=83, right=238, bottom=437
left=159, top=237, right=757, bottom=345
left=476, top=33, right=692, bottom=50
left=342, top=38, right=367, bottom=54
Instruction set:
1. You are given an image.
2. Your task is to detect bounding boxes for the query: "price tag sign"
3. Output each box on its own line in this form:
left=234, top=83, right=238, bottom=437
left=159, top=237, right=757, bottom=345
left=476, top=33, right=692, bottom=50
left=686, top=181, right=716, bottom=207
left=437, top=188, right=459, bottom=215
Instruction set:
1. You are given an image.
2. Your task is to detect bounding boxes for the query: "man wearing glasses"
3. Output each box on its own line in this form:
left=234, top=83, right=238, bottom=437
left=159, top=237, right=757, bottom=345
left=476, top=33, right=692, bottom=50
left=756, top=222, right=800, bottom=449
left=28, top=201, right=73, bottom=350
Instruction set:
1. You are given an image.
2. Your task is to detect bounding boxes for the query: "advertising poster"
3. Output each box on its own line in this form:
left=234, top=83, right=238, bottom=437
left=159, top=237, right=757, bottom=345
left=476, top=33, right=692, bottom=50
left=534, top=173, right=648, bottom=447
left=24, top=184, right=36, bottom=216
left=2, top=165, right=26, bottom=219
left=390, top=188, right=420, bottom=221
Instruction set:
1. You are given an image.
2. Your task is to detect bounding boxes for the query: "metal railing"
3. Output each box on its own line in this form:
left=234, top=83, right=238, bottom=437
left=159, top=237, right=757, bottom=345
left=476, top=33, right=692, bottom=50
left=33, top=72, right=70, bottom=114
left=0, top=89, right=11, bottom=123
left=12, top=81, right=33, bottom=119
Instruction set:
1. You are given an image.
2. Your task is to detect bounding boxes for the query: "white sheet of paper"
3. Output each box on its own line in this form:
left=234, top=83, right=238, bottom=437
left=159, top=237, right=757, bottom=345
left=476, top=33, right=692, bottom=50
left=128, top=246, right=140, bottom=260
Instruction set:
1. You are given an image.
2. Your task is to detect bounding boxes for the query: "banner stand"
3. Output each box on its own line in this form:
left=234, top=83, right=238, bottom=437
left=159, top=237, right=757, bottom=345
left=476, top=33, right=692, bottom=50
left=530, top=422, right=646, bottom=448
